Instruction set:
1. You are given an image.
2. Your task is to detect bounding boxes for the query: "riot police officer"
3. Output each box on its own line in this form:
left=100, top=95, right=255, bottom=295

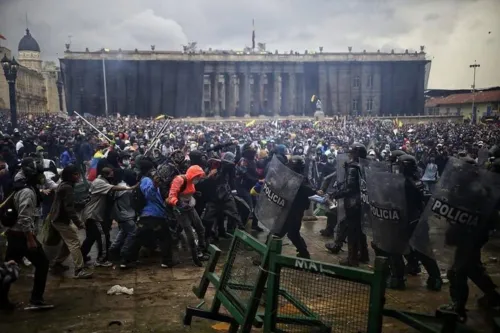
left=440, top=157, right=500, bottom=322
left=332, top=143, right=369, bottom=267
left=395, top=154, right=443, bottom=291
left=278, top=156, right=316, bottom=258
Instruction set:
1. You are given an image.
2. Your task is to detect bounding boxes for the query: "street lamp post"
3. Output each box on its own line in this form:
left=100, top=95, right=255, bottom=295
left=469, top=60, right=480, bottom=124
left=56, top=72, right=64, bottom=112
left=1, top=54, right=19, bottom=130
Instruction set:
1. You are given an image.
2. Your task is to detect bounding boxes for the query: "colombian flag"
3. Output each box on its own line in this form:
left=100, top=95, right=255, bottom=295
left=87, top=150, right=104, bottom=181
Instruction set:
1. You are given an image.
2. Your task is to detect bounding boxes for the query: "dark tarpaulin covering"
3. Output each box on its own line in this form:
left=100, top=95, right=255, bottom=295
left=60, top=59, right=205, bottom=117
left=303, top=63, right=319, bottom=116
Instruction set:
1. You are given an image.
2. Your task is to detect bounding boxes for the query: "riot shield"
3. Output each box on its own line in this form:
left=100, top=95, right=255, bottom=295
left=254, top=155, right=304, bottom=234
left=336, top=154, right=349, bottom=225
left=359, top=158, right=391, bottom=232
left=365, top=168, right=409, bottom=254
left=410, top=157, right=500, bottom=267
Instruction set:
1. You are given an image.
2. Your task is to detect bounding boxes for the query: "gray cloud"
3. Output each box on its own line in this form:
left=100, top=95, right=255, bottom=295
left=0, top=0, right=498, bottom=89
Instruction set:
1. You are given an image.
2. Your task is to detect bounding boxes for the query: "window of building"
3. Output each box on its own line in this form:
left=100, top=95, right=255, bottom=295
left=366, top=98, right=373, bottom=112
left=367, top=75, right=373, bottom=88
left=353, top=76, right=360, bottom=88
left=352, top=98, right=359, bottom=112
left=456, top=107, right=461, bottom=116
left=446, top=107, right=450, bottom=115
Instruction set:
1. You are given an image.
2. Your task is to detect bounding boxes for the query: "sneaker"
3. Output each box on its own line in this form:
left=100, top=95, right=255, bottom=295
left=74, top=269, right=93, bottom=279
left=95, top=260, right=113, bottom=267
left=118, top=261, right=135, bottom=269
left=22, top=257, right=32, bottom=267
left=160, top=259, right=180, bottom=269
left=24, top=299, right=54, bottom=311
left=325, top=243, right=343, bottom=254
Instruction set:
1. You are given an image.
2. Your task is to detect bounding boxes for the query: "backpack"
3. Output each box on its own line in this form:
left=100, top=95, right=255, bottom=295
left=0, top=192, right=17, bottom=227
left=157, top=163, right=181, bottom=199
left=132, top=177, right=148, bottom=215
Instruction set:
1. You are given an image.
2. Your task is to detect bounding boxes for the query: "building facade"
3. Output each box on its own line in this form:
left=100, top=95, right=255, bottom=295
left=425, top=89, right=500, bottom=120
left=61, top=48, right=430, bottom=118
left=0, top=29, right=65, bottom=115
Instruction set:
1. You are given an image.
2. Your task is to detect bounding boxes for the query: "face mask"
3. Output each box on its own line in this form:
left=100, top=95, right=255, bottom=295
left=192, top=178, right=200, bottom=185
left=327, top=158, right=334, bottom=164
left=122, top=159, right=130, bottom=166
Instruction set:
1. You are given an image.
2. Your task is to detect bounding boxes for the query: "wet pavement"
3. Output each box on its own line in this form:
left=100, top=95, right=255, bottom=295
left=1, top=218, right=499, bottom=333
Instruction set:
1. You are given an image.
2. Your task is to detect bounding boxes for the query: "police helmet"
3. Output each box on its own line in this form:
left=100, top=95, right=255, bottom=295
left=389, top=150, right=406, bottom=163
left=288, top=155, right=306, bottom=174
left=489, top=145, right=500, bottom=159
left=348, top=142, right=367, bottom=159
left=222, top=152, right=236, bottom=164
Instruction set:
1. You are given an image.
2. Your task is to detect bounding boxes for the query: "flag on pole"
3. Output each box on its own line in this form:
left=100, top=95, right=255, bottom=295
left=0, top=34, right=6, bottom=40
left=246, top=119, right=256, bottom=127
left=252, top=19, right=255, bottom=50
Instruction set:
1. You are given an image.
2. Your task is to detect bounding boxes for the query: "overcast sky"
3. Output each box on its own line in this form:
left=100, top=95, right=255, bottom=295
left=0, top=0, right=498, bottom=89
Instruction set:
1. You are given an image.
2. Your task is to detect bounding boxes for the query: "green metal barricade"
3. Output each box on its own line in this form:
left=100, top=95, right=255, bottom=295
left=184, top=230, right=476, bottom=333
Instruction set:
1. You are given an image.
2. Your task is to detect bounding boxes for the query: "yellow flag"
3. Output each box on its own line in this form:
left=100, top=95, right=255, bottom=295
left=245, top=119, right=256, bottom=127
left=313, top=121, right=320, bottom=127
left=155, top=114, right=166, bottom=120
left=398, top=119, right=403, bottom=128
left=310, top=95, right=316, bottom=103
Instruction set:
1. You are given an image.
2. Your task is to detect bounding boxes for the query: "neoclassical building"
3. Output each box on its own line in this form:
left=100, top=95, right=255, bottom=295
left=0, top=29, right=65, bottom=115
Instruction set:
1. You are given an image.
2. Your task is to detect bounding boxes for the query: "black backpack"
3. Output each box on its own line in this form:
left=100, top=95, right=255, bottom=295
left=132, top=177, right=147, bottom=215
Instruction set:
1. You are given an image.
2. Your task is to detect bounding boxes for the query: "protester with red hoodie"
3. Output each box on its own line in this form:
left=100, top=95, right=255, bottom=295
left=167, top=165, right=211, bottom=267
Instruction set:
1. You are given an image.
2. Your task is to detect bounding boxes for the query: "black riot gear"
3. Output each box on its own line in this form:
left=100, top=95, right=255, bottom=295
left=348, top=143, right=367, bottom=160
left=288, top=155, right=306, bottom=174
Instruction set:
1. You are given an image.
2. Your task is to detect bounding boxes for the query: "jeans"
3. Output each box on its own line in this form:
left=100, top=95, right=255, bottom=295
left=81, top=219, right=107, bottom=262
left=176, top=208, right=206, bottom=250
left=109, top=219, right=136, bottom=261
left=5, top=233, right=49, bottom=302
left=129, top=216, right=173, bottom=264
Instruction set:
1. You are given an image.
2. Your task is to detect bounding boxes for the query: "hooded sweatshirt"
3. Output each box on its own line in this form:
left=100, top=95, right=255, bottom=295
left=10, top=171, right=38, bottom=233
left=167, top=165, right=205, bottom=206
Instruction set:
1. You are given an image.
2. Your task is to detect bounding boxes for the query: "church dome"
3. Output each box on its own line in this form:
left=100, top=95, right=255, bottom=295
left=18, top=29, right=40, bottom=52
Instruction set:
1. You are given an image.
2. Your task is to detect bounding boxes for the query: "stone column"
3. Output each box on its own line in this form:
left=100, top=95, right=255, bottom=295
left=252, top=74, right=262, bottom=115
left=289, top=72, right=296, bottom=115
left=281, top=73, right=290, bottom=115
left=239, top=72, right=250, bottom=116
left=297, top=73, right=306, bottom=116
left=211, top=73, right=220, bottom=117
left=318, top=64, right=328, bottom=114
left=225, top=74, right=236, bottom=117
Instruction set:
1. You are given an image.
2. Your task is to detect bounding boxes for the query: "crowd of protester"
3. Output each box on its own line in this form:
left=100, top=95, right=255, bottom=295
left=0, top=111, right=499, bottom=318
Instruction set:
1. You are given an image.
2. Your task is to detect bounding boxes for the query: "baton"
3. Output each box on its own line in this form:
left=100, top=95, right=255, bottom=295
left=145, top=116, right=173, bottom=155
left=74, top=111, right=113, bottom=143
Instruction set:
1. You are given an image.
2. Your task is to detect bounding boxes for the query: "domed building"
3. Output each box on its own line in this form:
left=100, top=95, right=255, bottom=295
left=0, top=28, right=65, bottom=115
left=18, top=28, right=42, bottom=72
